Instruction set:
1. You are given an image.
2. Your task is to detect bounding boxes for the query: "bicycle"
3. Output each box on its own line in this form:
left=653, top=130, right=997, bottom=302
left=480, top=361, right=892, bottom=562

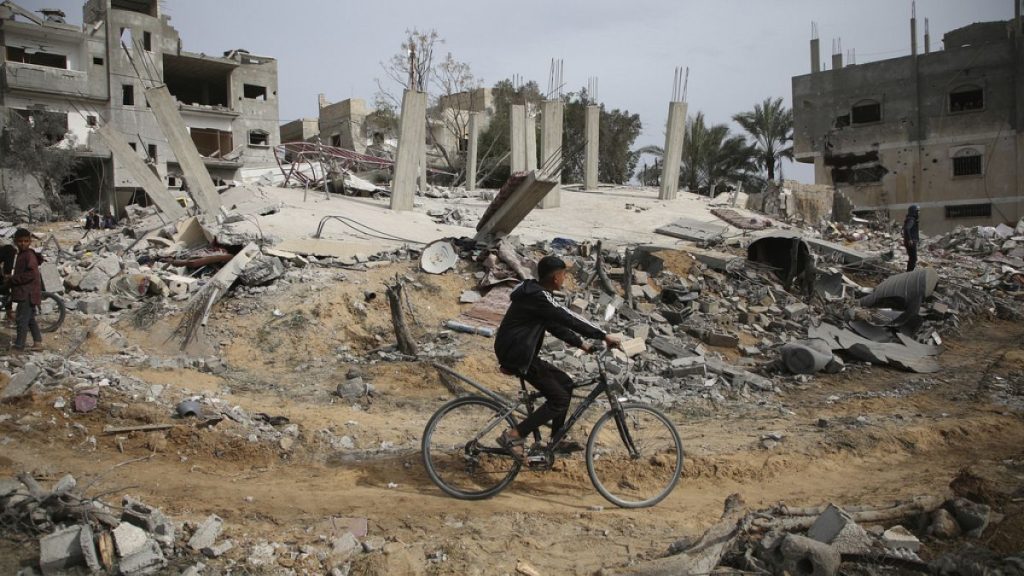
left=422, top=349, right=684, bottom=508
left=1, top=291, right=67, bottom=333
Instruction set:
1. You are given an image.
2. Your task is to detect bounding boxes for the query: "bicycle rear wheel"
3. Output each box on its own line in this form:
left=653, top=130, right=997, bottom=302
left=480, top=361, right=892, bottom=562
left=422, top=396, right=522, bottom=500
left=37, top=292, right=66, bottom=333
left=586, top=403, right=683, bottom=508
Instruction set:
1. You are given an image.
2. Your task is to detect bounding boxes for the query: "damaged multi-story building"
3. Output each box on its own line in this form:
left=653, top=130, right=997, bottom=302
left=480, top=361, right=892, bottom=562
left=792, top=7, right=1024, bottom=233
left=0, top=0, right=279, bottom=215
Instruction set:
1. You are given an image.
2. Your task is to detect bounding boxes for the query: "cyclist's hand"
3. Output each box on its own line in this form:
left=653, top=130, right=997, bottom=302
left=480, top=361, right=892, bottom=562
left=604, top=334, right=622, bottom=350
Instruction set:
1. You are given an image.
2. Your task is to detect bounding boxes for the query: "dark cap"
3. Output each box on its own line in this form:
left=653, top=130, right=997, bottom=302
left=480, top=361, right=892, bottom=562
left=537, top=255, right=567, bottom=281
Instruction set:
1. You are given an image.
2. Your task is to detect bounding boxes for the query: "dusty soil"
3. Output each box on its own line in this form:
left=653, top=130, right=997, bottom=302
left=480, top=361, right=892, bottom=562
left=1, top=257, right=1023, bottom=575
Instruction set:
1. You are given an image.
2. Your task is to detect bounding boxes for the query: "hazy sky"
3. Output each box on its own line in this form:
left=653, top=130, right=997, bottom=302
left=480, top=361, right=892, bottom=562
left=20, top=0, right=1016, bottom=183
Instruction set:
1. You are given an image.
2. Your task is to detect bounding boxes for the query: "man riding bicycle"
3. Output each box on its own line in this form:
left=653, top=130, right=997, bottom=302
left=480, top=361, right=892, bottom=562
left=494, top=255, right=620, bottom=462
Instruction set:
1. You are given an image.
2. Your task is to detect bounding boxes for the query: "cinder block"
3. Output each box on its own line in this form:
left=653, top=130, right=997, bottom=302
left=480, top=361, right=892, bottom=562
left=187, top=514, right=224, bottom=551
left=620, top=337, right=647, bottom=357
left=113, top=522, right=148, bottom=557
left=40, top=524, right=92, bottom=575
left=117, top=539, right=165, bottom=575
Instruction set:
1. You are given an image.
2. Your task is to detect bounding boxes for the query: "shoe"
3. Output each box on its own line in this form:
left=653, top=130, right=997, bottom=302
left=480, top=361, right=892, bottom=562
left=496, top=430, right=526, bottom=464
left=30, top=343, right=43, bottom=351
left=552, top=437, right=585, bottom=454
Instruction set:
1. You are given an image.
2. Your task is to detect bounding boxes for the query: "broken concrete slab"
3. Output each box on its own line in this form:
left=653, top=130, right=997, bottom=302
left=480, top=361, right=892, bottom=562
left=882, top=525, right=921, bottom=552
left=188, top=514, right=224, bottom=551
left=807, top=504, right=872, bottom=554
left=113, top=522, right=148, bottom=558
left=39, top=524, right=94, bottom=576
left=145, top=85, right=221, bottom=217
left=39, top=262, right=63, bottom=295
left=2, top=363, right=41, bottom=399
left=475, top=172, right=558, bottom=241
left=117, top=538, right=165, bottom=575
left=655, top=217, right=728, bottom=243
left=94, top=124, right=186, bottom=221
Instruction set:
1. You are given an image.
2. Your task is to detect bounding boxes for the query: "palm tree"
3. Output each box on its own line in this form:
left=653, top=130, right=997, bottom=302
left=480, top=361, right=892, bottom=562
left=732, top=97, right=793, bottom=183
left=681, top=112, right=756, bottom=196
left=636, top=113, right=756, bottom=195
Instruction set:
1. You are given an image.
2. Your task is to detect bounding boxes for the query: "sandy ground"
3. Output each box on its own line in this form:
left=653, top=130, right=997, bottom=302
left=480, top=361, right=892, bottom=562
left=1, top=252, right=1023, bottom=574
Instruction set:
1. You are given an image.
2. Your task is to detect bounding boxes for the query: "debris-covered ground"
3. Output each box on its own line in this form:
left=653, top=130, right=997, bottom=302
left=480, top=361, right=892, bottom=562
left=1, top=183, right=1023, bottom=575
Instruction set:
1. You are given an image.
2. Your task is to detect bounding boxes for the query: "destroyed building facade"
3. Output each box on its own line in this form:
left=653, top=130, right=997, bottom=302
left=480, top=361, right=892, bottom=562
left=0, top=0, right=280, bottom=214
left=792, top=12, right=1024, bottom=233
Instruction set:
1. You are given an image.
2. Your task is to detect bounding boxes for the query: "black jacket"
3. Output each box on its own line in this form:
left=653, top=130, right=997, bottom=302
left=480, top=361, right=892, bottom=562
left=494, top=280, right=607, bottom=374
left=902, top=214, right=919, bottom=245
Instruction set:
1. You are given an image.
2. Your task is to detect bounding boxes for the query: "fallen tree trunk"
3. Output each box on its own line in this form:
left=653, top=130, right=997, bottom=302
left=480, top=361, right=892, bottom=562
left=386, top=276, right=418, bottom=356
left=751, top=495, right=945, bottom=533
left=611, top=494, right=746, bottom=576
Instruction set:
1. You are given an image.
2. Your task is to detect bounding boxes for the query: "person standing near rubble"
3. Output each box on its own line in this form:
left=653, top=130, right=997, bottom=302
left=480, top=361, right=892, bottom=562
left=902, top=205, right=920, bottom=271
left=493, top=255, right=621, bottom=461
left=6, top=229, right=43, bottom=351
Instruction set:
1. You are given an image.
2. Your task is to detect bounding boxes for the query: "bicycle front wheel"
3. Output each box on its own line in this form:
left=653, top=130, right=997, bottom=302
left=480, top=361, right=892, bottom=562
left=422, top=396, right=522, bottom=500
left=586, top=403, right=683, bottom=508
left=38, top=292, right=66, bottom=333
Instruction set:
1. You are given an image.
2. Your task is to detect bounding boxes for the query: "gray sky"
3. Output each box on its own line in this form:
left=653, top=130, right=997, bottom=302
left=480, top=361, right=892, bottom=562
left=21, top=0, right=1016, bottom=183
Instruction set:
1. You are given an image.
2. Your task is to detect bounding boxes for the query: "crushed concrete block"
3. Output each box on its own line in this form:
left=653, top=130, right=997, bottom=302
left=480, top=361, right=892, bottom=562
left=620, top=337, right=647, bottom=357
left=807, top=504, right=871, bottom=554
left=2, top=363, right=41, bottom=399
left=39, top=524, right=91, bottom=575
left=785, top=302, right=809, bottom=320
left=201, top=540, right=233, bottom=558
left=164, top=274, right=198, bottom=297
left=633, top=270, right=649, bottom=284
left=78, top=296, right=112, bottom=315
left=629, top=324, right=650, bottom=340
left=39, top=263, right=63, bottom=295
left=121, top=497, right=174, bottom=546
left=882, top=525, right=921, bottom=552
left=239, top=255, right=285, bottom=286
left=570, top=298, right=588, bottom=314
left=52, top=474, right=76, bottom=495
left=641, top=285, right=658, bottom=300
left=117, top=539, right=165, bottom=575
left=331, top=532, right=360, bottom=560
left=113, top=522, right=148, bottom=557
left=336, top=377, right=368, bottom=400
left=705, top=332, right=739, bottom=348
left=64, top=270, right=85, bottom=290
left=699, top=301, right=720, bottom=314
left=79, top=268, right=114, bottom=292
left=188, top=515, right=224, bottom=551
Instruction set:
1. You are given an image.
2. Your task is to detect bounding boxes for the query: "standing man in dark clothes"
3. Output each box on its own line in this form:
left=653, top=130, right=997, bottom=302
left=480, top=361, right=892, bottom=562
left=7, top=229, right=43, bottom=351
left=902, top=205, right=920, bottom=271
left=493, top=255, right=621, bottom=461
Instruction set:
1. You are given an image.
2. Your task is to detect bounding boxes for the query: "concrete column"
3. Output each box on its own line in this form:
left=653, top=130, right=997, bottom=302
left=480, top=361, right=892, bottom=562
left=810, top=38, right=820, bottom=73
left=525, top=111, right=538, bottom=172
left=466, top=111, right=479, bottom=191
left=831, top=52, right=843, bottom=70
left=584, top=105, right=599, bottom=191
left=145, top=86, right=220, bottom=217
left=911, top=16, right=918, bottom=57
left=391, top=90, right=427, bottom=211
left=659, top=101, right=688, bottom=200
left=418, top=137, right=427, bottom=193
left=510, top=104, right=527, bottom=173
left=539, top=100, right=563, bottom=208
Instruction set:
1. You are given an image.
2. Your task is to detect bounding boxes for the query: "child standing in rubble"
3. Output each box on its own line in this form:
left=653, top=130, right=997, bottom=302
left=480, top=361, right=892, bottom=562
left=6, top=228, right=44, bottom=351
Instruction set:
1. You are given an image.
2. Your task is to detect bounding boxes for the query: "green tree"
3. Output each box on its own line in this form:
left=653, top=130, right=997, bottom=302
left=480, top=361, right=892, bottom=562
left=732, top=97, right=793, bottom=183
left=562, top=89, right=642, bottom=185
left=475, top=79, right=543, bottom=187
left=0, top=110, right=78, bottom=213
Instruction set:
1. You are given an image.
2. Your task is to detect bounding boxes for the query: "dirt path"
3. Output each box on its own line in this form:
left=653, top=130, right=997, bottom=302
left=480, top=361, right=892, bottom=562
left=2, top=269, right=1023, bottom=574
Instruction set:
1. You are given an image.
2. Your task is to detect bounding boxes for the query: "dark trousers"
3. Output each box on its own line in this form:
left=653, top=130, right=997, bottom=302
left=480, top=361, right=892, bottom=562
left=515, top=358, right=573, bottom=440
left=14, top=301, right=40, bottom=348
left=906, top=242, right=918, bottom=272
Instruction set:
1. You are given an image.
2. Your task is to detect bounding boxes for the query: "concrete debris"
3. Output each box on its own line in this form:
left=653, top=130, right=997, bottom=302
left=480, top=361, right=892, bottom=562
left=2, top=363, right=42, bottom=399
left=187, top=515, right=224, bottom=551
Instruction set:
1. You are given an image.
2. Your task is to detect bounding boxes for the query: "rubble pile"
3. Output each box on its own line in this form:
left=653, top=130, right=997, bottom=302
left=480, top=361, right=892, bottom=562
left=629, top=484, right=1018, bottom=576
left=0, top=472, right=394, bottom=575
